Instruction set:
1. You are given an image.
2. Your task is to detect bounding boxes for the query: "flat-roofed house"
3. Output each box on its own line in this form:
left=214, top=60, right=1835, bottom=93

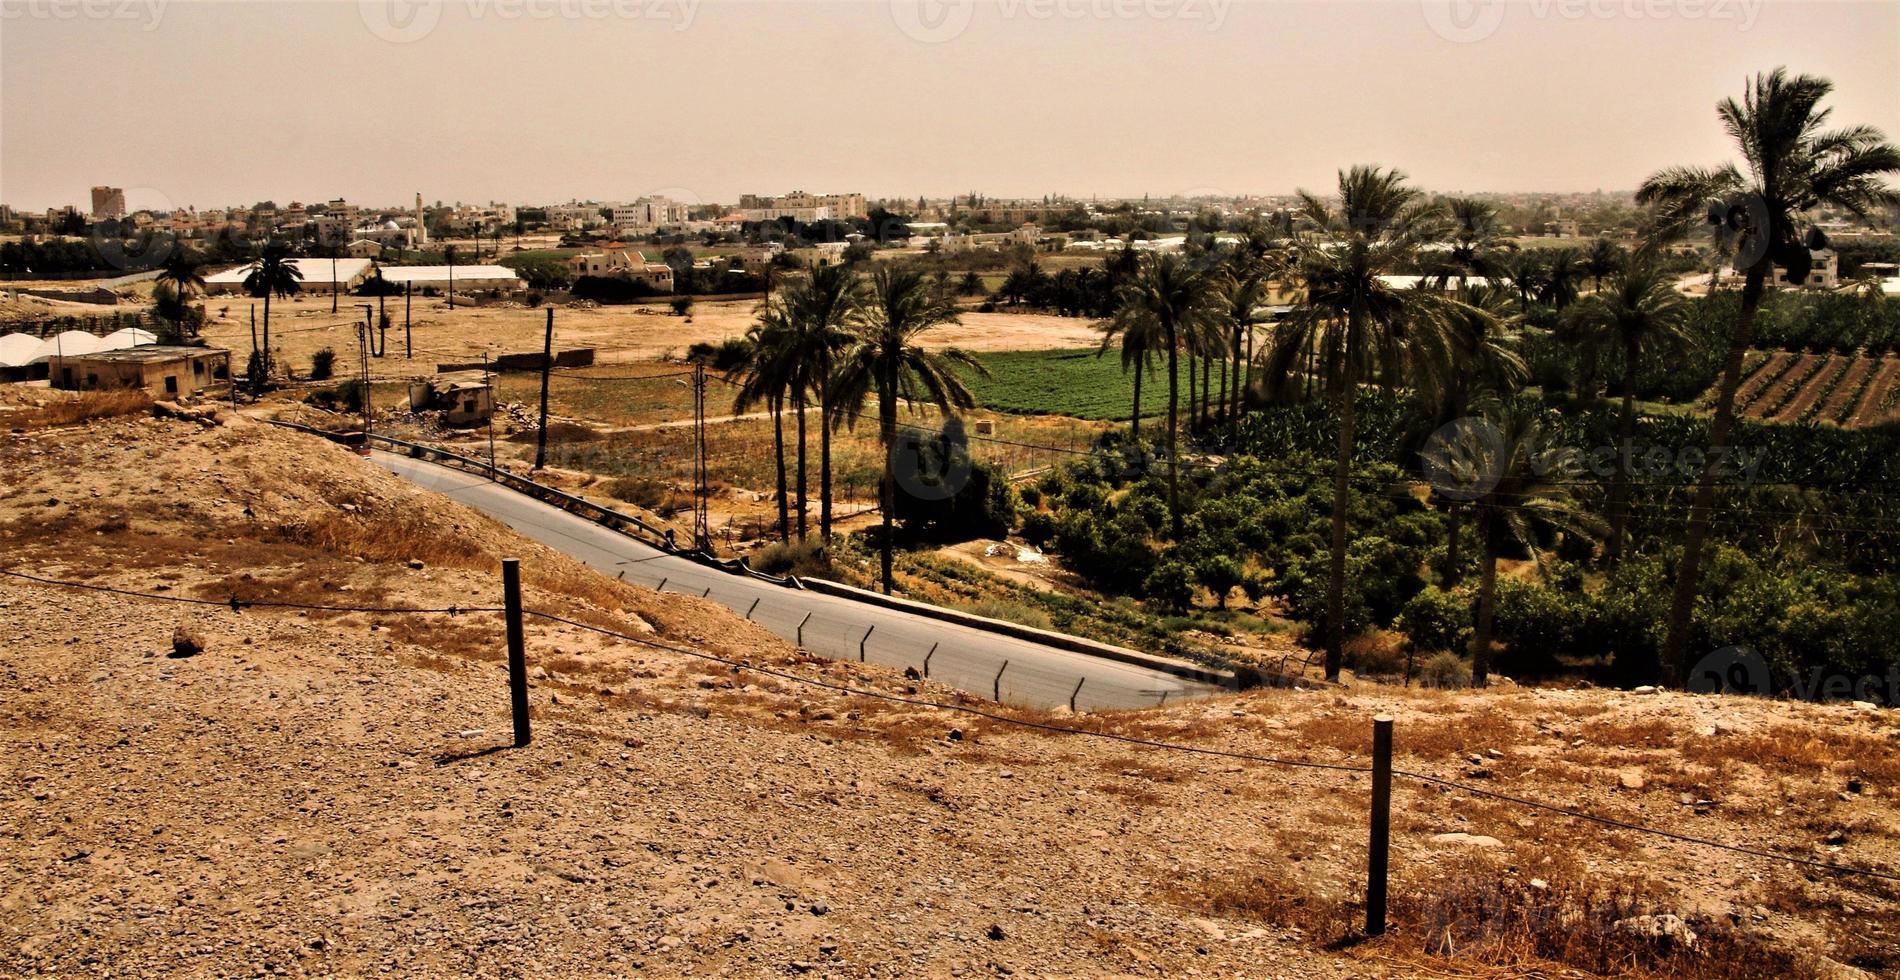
left=54, top=346, right=231, bottom=397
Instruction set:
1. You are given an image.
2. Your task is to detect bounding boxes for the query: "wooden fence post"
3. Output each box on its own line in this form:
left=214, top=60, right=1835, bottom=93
left=502, top=559, right=532, bottom=748
left=1367, top=715, right=1393, bottom=936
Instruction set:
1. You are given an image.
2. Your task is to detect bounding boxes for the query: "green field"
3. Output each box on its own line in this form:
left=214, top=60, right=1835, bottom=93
left=961, top=348, right=1213, bottom=421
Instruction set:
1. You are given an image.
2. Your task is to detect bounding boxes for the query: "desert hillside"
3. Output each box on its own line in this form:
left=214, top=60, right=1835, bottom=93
left=1, top=397, right=1895, bottom=978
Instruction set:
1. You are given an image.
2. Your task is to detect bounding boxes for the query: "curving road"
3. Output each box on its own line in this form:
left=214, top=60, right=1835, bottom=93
left=372, top=452, right=1226, bottom=711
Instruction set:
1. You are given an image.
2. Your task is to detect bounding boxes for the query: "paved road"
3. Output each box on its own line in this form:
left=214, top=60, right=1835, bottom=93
left=372, top=452, right=1225, bottom=711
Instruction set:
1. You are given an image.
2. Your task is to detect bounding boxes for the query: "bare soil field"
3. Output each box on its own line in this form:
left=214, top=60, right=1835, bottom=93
left=194, top=292, right=1103, bottom=381
left=2, top=396, right=1896, bottom=978
left=1726, top=351, right=1900, bottom=429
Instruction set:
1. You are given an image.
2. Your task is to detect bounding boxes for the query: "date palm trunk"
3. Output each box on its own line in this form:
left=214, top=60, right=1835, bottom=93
left=1661, top=264, right=1767, bottom=685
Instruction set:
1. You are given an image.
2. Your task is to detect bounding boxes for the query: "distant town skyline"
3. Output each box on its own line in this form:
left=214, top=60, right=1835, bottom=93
left=3, top=1, right=1896, bottom=213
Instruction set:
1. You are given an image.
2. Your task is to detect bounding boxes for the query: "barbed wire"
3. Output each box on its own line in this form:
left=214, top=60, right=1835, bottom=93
left=5, top=564, right=1896, bottom=885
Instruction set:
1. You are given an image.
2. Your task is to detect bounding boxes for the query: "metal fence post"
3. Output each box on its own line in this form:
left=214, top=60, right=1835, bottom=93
left=923, top=642, right=937, bottom=678
left=994, top=661, right=1008, bottom=701
left=746, top=597, right=760, bottom=620
left=1367, top=715, right=1393, bottom=937
left=797, top=612, right=812, bottom=647
left=502, top=559, right=531, bottom=748
left=860, top=625, right=875, bottom=662
left=1070, top=677, right=1085, bottom=712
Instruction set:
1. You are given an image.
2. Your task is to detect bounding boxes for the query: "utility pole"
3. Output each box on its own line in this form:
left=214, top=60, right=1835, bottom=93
left=484, top=352, right=497, bottom=478
left=692, top=361, right=710, bottom=552
left=356, top=304, right=375, bottom=444
left=533, top=306, right=553, bottom=470
left=331, top=255, right=339, bottom=314
left=404, top=280, right=412, bottom=351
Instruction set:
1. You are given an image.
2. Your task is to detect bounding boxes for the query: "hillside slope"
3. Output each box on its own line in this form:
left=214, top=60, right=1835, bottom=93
left=1, top=403, right=1894, bottom=977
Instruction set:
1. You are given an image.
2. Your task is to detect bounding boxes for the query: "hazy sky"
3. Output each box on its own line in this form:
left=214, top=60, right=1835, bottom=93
left=3, top=0, right=1897, bottom=211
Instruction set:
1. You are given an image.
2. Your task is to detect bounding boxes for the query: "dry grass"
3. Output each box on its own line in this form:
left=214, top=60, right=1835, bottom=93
left=5, top=389, right=153, bottom=429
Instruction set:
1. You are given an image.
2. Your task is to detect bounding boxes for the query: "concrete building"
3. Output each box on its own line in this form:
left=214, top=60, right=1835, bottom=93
left=407, top=372, right=494, bottom=426
left=53, top=346, right=231, bottom=397
left=567, top=248, right=674, bottom=291
left=1778, top=248, right=1839, bottom=290
left=741, top=191, right=866, bottom=221
left=90, top=186, right=126, bottom=221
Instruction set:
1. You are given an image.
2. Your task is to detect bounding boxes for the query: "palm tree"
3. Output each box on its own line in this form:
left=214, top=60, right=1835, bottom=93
left=154, top=251, right=207, bottom=337
left=1104, top=253, right=1217, bottom=538
left=733, top=310, right=796, bottom=540
left=1638, top=67, right=1899, bottom=685
left=1440, top=197, right=1511, bottom=286
left=1097, top=306, right=1162, bottom=444
left=830, top=268, right=986, bottom=593
left=1500, top=250, right=1549, bottom=312
left=1585, top=237, right=1626, bottom=293
left=1563, top=262, right=1693, bottom=563
left=1540, top=247, right=1584, bottom=311
left=1429, top=403, right=1605, bottom=687
left=1424, top=283, right=1527, bottom=586
left=1283, top=165, right=1471, bottom=682
left=1215, top=257, right=1271, bottom=445
left=242, top=244, right=302, bottom=389
left=782, top=264, right=865, bottom=542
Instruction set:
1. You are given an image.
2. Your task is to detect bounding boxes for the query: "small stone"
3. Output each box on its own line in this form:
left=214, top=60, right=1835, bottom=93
left=1847, top=778, right=1864, bottom=795
left=407, top=559, right=426, bottom=570
left=1431, top=832, right=1503, bottom=848
left=1632, top=685, right=1659, bottom=695
left=947, top=729, right=963, bottom=742
left=986, top=923, right=1007, bottom=941
left=1619, top=771, right=1646, bottom=791
left=1825, top=830, right=1848, bottom=847
left=170, top=626, right=205, bottom=659
left=1612, top=914, right=1696, bottom=948
left=809, top=902, right=829, bottom=917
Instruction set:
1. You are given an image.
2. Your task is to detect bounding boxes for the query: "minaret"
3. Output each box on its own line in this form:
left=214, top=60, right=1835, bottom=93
left=415, top=192, right=428, bottom=247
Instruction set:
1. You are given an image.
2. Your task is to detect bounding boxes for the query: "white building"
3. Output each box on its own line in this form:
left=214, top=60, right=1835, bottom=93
left=378, top=264, right=524, bottom=294
left=204, top=257, right=374, bottom=295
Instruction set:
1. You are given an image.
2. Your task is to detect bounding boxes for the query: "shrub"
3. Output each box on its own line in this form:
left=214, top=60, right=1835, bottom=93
left=1418, top=651, right=1472, bottom=689
left=1194, top=555, right=1246, bottom=609
left=1144, top=561, right=1196, bottom=613
left=1344, top=632, right=1407, bottom=676
left=960, top=598, right=1053, bottom=631
left=309, top=347, right=336, bottom=381
left=1019, top=510, right=1057, bottom=549
left=750, top=537, right=832, bottom=579
left=1399, top=585, right=1471, bottom=654
left=1018, top=485, right=1042, bottom=509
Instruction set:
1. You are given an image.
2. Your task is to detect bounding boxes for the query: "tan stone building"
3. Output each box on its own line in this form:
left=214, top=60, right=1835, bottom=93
left=54, top=346, right=231, bottom=397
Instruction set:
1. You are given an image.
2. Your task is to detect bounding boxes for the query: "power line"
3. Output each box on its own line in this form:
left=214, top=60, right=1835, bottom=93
left=5, top=564, right=1894, bottom=885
